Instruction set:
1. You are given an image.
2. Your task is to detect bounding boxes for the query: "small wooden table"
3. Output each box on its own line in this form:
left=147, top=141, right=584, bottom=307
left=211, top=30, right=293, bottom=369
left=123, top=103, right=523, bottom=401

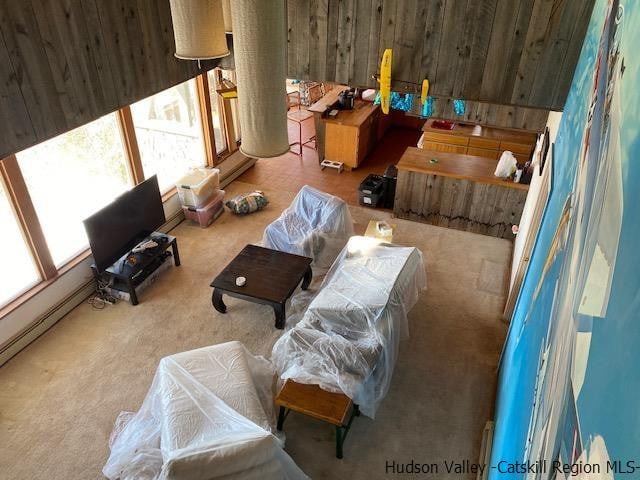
left=276, top=379, right=360, bottom=459
left=210, top=245, right=312, bottom=329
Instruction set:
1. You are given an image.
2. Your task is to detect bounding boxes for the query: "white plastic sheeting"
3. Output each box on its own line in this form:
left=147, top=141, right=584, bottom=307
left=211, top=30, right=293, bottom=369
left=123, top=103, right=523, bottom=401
left=103, top=341, right=308, bottom=480
left=272, top=237, right=427, bottom=418
left=262, top=186, right=354, bottom=276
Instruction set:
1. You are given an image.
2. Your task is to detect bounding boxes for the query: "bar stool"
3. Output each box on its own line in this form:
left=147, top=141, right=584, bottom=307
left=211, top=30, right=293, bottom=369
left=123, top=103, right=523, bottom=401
left=287, top=109, right=316, bottom=156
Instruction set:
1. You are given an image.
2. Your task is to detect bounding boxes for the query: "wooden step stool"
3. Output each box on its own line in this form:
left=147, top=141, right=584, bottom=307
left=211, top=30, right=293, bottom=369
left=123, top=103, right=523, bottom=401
left=320, top=159, right=344, bottom=173
left=275, top=379, right=360, bottom=459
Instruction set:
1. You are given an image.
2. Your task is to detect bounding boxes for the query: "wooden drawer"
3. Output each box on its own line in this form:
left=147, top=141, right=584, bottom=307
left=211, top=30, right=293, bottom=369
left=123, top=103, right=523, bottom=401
left=423, top=131, right=469, bottom=146
left=467, top=147, right=499, bottom=159
left=421, top=141, right=468, bottom=154
left=500, top=141, right=532, bottom=155
left=468, top=137, right=500, bottom=149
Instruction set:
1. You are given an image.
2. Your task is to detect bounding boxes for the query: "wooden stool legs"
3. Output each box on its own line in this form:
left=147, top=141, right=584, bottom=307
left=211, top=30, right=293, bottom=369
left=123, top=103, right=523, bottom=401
left=276, top=404, right=360, bottom=459
left=277, top=406, right=288, bottom=431
left=335, top=404, right=360, bottom=459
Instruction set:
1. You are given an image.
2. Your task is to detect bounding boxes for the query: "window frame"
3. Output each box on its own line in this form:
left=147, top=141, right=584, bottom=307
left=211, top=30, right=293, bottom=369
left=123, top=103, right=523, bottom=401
left=129, top=78, right=209, bottom=194
left=0, top=71, right=230, bottom=317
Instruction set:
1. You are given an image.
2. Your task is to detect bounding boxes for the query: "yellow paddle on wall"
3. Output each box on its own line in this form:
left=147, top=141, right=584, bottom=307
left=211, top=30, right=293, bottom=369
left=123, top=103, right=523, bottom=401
left=421, top=79, right=429, bottom=105
left=379, top=49, right=392, bottom=114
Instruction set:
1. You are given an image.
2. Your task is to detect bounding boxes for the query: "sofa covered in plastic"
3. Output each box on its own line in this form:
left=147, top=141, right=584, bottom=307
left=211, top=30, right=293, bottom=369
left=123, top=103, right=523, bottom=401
left=272, top=236, right=426, bottom=418
left=103, top=341, right=308, bottom=480
left=262, top=185, right=354, bottom=275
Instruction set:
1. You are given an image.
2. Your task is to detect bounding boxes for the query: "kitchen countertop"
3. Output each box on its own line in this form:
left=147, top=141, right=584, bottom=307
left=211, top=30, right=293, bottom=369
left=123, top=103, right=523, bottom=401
left=422, top=119, right=537, bottom=144
left=397, top=147, right=529, bottom=191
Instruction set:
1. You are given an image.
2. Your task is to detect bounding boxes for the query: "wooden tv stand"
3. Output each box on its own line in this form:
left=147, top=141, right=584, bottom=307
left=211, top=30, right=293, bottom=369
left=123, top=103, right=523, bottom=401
left=91, top=232, right=180, bottom=305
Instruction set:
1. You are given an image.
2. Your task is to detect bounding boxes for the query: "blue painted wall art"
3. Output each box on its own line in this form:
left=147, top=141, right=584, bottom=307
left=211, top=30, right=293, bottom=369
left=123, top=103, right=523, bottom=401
left=490, top=0, right=640, bottom=477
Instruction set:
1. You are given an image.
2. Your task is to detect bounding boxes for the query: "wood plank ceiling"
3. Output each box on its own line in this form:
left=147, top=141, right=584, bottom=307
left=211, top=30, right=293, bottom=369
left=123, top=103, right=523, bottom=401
left=286, top=0, right=594, bottom=111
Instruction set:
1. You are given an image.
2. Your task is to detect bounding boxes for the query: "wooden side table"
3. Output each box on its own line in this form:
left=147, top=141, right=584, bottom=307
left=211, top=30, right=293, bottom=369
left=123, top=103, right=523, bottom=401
left=275, top=379, right=360, bottom=459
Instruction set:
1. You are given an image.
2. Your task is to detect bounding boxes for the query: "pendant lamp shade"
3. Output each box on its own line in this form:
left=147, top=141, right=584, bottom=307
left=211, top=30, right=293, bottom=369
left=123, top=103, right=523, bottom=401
left=169, top=0, right=229, bottom=60
left=231, top=0, right=289, bottom=158
left=222, top=0, right=233, bottom=33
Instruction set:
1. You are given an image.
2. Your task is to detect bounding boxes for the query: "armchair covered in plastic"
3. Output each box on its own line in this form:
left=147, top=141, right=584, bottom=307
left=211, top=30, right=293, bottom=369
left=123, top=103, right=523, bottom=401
left=272, top=236, right=427, bottom=418
left=262, top=185, right=354, bottom=275
left=103, top=341, right=308, bottom=480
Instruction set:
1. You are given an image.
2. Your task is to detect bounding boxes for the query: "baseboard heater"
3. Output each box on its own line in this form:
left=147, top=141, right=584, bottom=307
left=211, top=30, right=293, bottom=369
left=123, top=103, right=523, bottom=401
left=218, top=151, right=257, bottom=188
left=477, top=421, right=495, bottom=480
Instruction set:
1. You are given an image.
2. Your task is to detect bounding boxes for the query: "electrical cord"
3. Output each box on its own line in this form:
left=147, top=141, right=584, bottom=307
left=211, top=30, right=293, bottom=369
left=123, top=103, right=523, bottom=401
left=87, top=277, right=117, bottom=310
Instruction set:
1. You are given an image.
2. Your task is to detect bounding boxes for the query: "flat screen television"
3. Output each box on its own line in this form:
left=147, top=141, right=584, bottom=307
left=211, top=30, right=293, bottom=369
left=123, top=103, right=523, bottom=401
left=83, top=175, right=165, bottom=272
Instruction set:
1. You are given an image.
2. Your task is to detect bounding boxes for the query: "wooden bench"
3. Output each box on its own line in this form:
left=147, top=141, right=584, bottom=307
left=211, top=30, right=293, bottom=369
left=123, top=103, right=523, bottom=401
left=275, top=379, right=360, bottom=459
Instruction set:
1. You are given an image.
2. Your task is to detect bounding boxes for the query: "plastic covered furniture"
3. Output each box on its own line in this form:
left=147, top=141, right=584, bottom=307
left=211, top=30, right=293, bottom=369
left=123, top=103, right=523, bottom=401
left=272, top=236, right=426, bottom=418
left=103, top=341, right=308, bottom=480
left=262, top=185, right=354, bottom=275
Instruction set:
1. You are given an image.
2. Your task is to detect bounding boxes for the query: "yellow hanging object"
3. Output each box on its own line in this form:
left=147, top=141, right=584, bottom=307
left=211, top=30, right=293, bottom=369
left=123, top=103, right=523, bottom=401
left=379, top=49, right=392, bottom=114
left=421, top=79, right=429, bottom=105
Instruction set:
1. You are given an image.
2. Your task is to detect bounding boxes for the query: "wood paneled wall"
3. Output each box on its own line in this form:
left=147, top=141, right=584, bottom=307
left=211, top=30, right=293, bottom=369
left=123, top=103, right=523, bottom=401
left=0, top=0, right=227, bottom=159
left=287, top=0, right=594, bottom=111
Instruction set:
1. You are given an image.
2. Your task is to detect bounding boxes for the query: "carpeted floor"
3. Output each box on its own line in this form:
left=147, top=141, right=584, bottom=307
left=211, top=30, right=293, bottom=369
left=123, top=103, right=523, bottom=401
left=0, top=180, right=510, bottom=479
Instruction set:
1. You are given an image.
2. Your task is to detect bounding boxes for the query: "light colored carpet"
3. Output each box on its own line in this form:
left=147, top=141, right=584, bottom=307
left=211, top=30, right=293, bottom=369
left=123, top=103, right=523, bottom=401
left=0, top=181, right=510, bottom=479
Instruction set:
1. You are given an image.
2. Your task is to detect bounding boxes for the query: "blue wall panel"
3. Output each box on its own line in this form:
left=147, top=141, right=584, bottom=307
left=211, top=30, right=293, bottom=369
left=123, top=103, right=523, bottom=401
left=490, top=0, right=640, bottom=476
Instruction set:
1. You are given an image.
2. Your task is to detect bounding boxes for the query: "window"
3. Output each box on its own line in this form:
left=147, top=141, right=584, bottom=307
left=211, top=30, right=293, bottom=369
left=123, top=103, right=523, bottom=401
left=0, top=178, right=41, bottom=307
left=131, top=79, right=206, bottom=192
left=221, top=70, right=242, bottom=142
left=16, top=114, right=132, bottom=267
left=206, top=71, right=227, bottom=154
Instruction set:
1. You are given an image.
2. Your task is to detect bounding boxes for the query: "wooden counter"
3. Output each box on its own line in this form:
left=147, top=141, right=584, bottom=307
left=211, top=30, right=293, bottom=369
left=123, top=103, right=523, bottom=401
left=311, top=97, right=382, bottom=169
left=394, top=147, right=529, bottom=239
left=308, top=85, right=349, bottom=164
left=420, top=119, right=537, bottom=163
left=398, top=147, right=529, bottom=191
left=422, top=119, right=537, bottom=143
left=322, top=101, right=379, bottom=127
left=308, top=85, right=349, bottom=113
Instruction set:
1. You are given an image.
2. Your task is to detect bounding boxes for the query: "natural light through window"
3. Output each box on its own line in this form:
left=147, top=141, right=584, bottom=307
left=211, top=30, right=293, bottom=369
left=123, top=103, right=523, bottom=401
left=0, top=178, right=40, bottom=307
left=221, top=70, right=242, bottom=142
left=206, top=70, right=227, bottom=154
left=17, top=114, right=133, bottom=267
left=131, top=79, right=206, bottom=192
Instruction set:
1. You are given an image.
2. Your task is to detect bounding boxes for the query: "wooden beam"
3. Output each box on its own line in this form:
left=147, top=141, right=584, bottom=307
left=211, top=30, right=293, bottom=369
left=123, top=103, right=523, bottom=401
left=117, top=107, right=145, bottom=184
left=195, top=73, right=219, bottom=167
left=0, top=155, right=57, bottom=279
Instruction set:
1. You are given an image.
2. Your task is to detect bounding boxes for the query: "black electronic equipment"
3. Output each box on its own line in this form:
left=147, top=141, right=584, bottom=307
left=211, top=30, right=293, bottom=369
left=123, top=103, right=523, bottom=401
left=338, top=88, right=356, bottom=110
left=83, top=175, right=166, bottom=273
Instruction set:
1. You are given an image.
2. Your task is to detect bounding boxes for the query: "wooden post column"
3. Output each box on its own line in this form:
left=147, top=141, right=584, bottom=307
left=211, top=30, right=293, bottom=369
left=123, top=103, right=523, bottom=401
left=0, top=155, right=57, bottom=279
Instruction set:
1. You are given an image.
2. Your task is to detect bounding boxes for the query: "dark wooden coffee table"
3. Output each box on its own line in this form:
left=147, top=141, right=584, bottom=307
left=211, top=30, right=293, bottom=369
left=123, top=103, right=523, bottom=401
left=210, top=244, right=313, bottom=329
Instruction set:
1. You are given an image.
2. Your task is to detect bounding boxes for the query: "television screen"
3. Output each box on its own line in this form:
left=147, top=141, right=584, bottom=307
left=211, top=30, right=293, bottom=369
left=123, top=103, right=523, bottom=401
left=83, top=175, right=165, bottom=272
